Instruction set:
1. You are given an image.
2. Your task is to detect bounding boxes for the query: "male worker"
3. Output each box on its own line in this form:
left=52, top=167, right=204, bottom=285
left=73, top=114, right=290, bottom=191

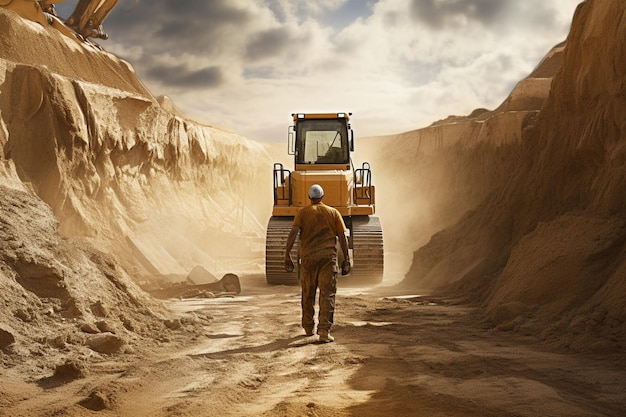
left=284, top=184, right=351, bottom=343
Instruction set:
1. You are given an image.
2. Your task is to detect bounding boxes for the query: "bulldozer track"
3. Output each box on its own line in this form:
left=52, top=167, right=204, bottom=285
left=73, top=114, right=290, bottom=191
left=266, top=217, right=299, bottom=285
left=265, top=216, right=384, bottom=286
left=350, top=216, right=384, bottom=284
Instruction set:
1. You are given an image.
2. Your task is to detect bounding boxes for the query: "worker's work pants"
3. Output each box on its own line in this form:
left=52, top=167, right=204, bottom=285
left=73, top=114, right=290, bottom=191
left=300, top=255, right=338, bottom=334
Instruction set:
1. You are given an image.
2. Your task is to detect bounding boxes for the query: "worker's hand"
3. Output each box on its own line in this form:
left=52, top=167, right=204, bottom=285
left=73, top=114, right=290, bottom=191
left=284, top=256, right=295, bottom=272
left=341, top=259, right=351, bottom=276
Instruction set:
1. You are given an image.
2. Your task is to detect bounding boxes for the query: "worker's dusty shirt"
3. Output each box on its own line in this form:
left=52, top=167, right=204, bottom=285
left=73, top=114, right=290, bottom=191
left=293, top=203, right=347, bottom=261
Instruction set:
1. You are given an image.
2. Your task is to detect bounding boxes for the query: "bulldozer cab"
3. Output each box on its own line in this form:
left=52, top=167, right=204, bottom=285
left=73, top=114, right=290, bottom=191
left=288, top=113, right=353, bottom=170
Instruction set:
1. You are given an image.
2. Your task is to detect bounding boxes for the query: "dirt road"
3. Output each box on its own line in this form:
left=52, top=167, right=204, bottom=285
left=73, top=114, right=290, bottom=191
left=3, top=275, right=625, bottom=417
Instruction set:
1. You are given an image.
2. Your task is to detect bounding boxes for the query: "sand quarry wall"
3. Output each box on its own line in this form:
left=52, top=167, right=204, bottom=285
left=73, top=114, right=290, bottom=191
left=0, top=8, right=272, bottom=283
left=0, top=7, right=273, bottom=361
left=366, top=0, right=625, bottom=351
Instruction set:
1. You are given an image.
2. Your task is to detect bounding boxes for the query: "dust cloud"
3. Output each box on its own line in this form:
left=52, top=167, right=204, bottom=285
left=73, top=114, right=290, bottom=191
left=356, top=137, right=463, bottom=284
left=355, top=42, right=565, bottom=288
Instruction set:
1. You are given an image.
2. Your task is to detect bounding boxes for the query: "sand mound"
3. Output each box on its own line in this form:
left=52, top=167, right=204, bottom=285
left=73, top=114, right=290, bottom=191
left=0, top=185, right=168, bottom=368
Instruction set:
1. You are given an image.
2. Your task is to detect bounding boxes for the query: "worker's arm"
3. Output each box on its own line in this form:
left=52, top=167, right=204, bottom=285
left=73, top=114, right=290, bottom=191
left=338, top=231, right=351, bottom=275
left=338, top=232, right=349, bottom=260
left=284, top=225, right=299, bottom=271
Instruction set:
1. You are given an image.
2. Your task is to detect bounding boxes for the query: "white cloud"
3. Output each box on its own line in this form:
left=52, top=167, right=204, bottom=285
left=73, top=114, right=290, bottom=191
left=57, top=0, right=581, bottom=142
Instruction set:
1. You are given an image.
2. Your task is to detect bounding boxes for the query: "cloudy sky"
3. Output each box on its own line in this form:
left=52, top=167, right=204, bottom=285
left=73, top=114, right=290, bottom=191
left=56, top=0, right=580, bottom=143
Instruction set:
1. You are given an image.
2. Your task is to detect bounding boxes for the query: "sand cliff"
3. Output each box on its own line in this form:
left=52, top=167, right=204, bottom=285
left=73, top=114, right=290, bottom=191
left=362, top=0, right=625, bottom=351
left=1, top=8, right=271, bottom=281
left=0, top=6, right=270, bottom=362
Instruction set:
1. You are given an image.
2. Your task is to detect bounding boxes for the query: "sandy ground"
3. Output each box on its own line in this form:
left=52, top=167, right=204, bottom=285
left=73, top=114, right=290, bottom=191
left=2, top=275, right=624, bottom=417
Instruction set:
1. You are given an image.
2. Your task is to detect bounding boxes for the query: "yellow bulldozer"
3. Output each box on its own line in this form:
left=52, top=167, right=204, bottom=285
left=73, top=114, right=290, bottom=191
left=266, top=112, right=384, bottom=285
left=1, top=0, right=119, bottom=42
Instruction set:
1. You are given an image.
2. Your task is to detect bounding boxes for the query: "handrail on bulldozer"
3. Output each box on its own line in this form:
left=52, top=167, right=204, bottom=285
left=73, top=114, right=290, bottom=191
left=354, top=162, right=373, bottom=205
left=273, top=163, right=291, bottom=206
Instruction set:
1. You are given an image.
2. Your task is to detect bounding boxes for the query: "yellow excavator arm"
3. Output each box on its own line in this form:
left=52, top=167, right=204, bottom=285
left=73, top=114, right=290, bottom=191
left=1, top=0, right=119, bottom=41
left=65, top=0, right=119, bottom=40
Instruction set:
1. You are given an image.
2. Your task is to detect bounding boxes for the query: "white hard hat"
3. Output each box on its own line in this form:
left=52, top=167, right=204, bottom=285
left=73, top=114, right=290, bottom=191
left=308, top=184, right=324, bottom=199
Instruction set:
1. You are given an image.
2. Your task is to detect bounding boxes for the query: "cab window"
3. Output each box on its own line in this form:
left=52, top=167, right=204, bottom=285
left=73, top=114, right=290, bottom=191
left=296, top=120, right=348, bottom=164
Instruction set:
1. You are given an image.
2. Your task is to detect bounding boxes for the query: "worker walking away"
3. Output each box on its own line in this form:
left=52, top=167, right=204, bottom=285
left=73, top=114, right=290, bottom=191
left=284, top=184, right=351, bottom=343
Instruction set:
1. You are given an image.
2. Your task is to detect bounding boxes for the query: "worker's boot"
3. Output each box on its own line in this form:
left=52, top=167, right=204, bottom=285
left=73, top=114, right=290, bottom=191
left=318, top=331, right=334, bottom=343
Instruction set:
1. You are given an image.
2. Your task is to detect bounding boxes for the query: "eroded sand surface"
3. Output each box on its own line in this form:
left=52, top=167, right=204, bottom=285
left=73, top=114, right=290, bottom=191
left=3, top=276, right=624, bottom=417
